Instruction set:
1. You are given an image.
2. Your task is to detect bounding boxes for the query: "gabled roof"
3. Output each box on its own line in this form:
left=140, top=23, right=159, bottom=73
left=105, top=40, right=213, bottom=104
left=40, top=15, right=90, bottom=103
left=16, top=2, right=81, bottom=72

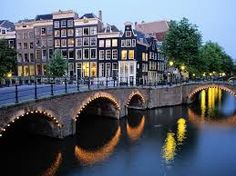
left=135, top=20, right=169, bottom=34
left=133, top=30, right=149, bottom=45
left=35, top=14, right=53, bottom=21
left=102, top=24, right=120, bottom=33
left=0, top=20, right=15, bottom=31
left=80, top=13, right=97, bottom=19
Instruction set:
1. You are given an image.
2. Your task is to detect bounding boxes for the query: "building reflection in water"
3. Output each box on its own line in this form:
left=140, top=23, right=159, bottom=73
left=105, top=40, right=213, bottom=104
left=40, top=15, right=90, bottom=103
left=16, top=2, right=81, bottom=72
left=206, top=87, right=222, bottom=118
left=41, top=152, right=62, bottom=176
left=74, top=126, right=121, bottom=165
left=162, top=118, right=187, bottom=163
left=127, top=116, right=145, bottom=142
left=201, top=90, right=206, bottom=118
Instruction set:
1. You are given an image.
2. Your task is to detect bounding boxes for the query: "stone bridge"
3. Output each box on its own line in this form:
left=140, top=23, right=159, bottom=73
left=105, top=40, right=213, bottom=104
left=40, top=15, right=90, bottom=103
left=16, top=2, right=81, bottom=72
left=0, top=82, right=235, bottom=139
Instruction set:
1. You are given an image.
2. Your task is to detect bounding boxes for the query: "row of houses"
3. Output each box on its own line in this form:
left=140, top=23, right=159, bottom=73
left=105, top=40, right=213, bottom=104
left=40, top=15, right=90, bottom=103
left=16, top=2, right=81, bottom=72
left=0, top=10, right=169, bottom=85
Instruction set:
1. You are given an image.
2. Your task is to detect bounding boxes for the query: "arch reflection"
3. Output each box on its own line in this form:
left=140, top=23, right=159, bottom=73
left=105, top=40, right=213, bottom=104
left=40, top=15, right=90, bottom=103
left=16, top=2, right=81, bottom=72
left=127, top=116, right=145, bottom=142
left=42, top=152, right=62, bottom=176
left=162, top=132, right=176, bottom=162
left=74, top=126, right=121, bottom=165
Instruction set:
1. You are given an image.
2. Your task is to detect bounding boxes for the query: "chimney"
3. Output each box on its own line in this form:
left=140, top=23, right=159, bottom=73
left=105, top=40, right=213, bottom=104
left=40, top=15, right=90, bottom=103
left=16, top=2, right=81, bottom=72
left=99, top=10, right=102, bottom=21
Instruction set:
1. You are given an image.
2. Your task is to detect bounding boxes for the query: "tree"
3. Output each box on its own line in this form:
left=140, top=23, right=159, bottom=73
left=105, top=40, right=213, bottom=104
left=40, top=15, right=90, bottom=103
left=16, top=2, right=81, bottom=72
left=0, top=39, right=17, bottom=79
left=199, top=41, right=234, bottom=75
left=47, top=50, right=67, bottom=78
left=162, top=18, right=202, bottom=74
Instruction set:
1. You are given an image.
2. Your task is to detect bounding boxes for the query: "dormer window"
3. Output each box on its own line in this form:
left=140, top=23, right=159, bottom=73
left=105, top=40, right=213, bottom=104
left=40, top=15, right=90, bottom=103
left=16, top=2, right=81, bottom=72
left=2, top=29, right=6, bottom=34
left=126, top=31, right=131, bottom=37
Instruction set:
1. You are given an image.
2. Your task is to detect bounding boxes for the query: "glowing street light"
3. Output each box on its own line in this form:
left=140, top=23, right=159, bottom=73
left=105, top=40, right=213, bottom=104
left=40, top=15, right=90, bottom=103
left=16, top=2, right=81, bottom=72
left=192, top=73, right=196, bottom=77
left=7, top=72, right=12, bottom=78
left=180, top=65, right=186, bottom=71
left=169, top=61, right=174, bottom=67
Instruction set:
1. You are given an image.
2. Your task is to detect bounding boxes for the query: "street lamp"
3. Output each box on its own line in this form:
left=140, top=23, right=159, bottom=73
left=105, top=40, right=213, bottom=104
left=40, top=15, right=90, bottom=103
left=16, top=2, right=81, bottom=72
left=169, top=61, right=174, bottom=67
left=7, top=72, right=12, bottom=78
left=180, top=65, right=186, bottom=71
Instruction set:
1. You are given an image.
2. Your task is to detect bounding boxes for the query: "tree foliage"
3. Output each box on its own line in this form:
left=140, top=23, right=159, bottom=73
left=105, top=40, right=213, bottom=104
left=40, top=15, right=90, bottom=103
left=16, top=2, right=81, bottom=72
left=0, top=39, right=17, bottom=79
left=162, top=18, right=202, bottom=73
left=47, top=50, right=67, bottom=78
left=199, top=41, right=234, bottom=75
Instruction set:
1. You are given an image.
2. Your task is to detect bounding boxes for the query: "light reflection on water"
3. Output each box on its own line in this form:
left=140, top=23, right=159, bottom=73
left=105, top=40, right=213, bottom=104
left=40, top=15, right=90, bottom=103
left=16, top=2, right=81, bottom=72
left=0, top=88, right=235, bottom=176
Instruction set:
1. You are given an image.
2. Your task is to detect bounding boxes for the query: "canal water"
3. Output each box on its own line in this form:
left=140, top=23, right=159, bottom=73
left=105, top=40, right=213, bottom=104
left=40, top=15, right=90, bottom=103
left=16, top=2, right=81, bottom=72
left=0, top=87, right=236, bottom=176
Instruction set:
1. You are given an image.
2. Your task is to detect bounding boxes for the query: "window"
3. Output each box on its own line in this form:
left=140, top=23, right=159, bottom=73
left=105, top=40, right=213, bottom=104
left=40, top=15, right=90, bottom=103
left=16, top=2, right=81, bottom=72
left=130, top=63, right=134, bottom=74
left=132, top=39, right=136, bottom=47
left=24, top=53, right=29, bottom=62
left=41, top=27, right=46, bottom=35
left=68, top=38, right=74, bottom=47
left=112, top=63, right=118, bottom=77
left=121, top=40, right=126, bottom=47
left=41, top=39, right=47, bottom=47
left=54, top=21, right=60, bottom=28
left=68, top=29, right=74, bottom=36
left=126, top=31, right=131, bottom=37
left=83, top=37, right=89, bottom=46
left=76, top=49, right=82, bottom=60
left=83, top=49, right=89, bottom=59
left=18, top=54, right=22, bottom=63
left=126, top=39, right=131, bottom=47
left=99, top=50, right=105, bottom=60
left=61, top=20, right=67, bottom=27
left=90, top=26, right=97, bottom=35
left=48, top=49, right=53, bottom=59
left=61, top=29, right=66, bottom=37
left=90, top=37, right=97, bottom=46
left=83, top=27, right=89, bottom=36
left=55, top=39, right=60, bottom=47
left=24, top=43, right=28, bottom=49
left=36, top=39, right=41, bottom=47
left=76, top=28, right=82, bottom=36
left=99, top=40, right=105, bottom=47
left=29, top=32, right=34, bottom=38
left=42, top=50, right=47, bottom=60
left=76, top=38, right=82, bottom=47
left=2, top=30, right=6, bottom=34
left=90, top=48, right=97, bottom=59
left=47, top=38, right=53, bottom=47
left=142, top=53, right=146, bottom=61
left=68, top=50, right=74, bottom=59
left=129, top=50, right=134, bottom=60
left=121, top=50, right=127, bottom=60
left=62, top=50, right=67, bottom=58
left=112, top=39, right=118, bottom=47
left=112, top=49, right=118, bottom=60
left=30, top=53, right=34, bottom=62
left=47, top=26, right=53, bottom=35
left=61, top=39, right=67, bottom=47
left=105, top=63, right=111, bottom=77
left=23, top=32, right=28, bottom=39
left=18, top=43, right=22, bottom=49
left=90, top=62, right=97, bottom=77
left=99, top=63, right=105, bottom=77
left=106, top=39, right=111, bottom=47
left=36, top=50, right=41, bottom=60
left=54, top=30, right=60, bottom=37
left=67, top=20, right=73, bottom=27
left=106, top=50, right=111, bottom=60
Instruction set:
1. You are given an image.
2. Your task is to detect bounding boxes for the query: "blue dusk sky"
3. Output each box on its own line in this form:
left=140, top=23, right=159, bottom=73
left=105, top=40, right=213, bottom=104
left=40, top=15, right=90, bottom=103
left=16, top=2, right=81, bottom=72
left=1, top=0, right=236, bottom=60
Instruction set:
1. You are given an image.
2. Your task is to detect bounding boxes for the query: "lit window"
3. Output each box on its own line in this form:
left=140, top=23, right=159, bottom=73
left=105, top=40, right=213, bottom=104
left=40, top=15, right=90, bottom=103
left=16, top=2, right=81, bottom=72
left=106, top=50, right=111, bottom=60
left=61, top=39, right=67, bottom=47
left=112, top=39, right=118, bottom=47
left=83, top=37, right=89, bottom=46
left=129, top=50, right=134, bottom=60
left=76, top=28, right=83, bottom=36
left=121, top=50, right=127, bottom=60
left=61, top=29, right=66, bottom=37
left=76, top=49, right=82, bottom=60
left=68, top=38, right=74, bottom=47
left=90, top=62, right=97, bottom=77
left=112, top=49, right=118, bottom=60
left=99, top=40, right=105, bottom=47
left=90, top=48, right=97, bottom=59
left=99, top=50, right=105, bottom=60
left=90, top=37, right=97, bottom=46
left=106, top=39, right=111, bottom=47
left=142, top=53, right=146, bottom=61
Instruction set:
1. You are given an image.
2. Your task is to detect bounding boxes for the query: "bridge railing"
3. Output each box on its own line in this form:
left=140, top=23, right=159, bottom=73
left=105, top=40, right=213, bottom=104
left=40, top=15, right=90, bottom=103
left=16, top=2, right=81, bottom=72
left=0, top=77, right=234, bottom=108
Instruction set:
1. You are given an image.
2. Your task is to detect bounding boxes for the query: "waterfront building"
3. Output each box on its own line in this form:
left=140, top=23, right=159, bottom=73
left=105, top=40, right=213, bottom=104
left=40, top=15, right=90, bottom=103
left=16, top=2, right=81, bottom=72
left=0, top=20, right=16, bottom=48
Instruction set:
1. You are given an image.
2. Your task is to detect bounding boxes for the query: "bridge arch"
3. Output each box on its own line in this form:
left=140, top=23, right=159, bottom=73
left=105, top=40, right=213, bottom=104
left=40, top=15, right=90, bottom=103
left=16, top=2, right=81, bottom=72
left=0, top=109, right=63, bottom=138
left=188, top=84, right=236, bottom=101
left=126, top=91, right=145, bottom=108
left=74, top=92, right=121, bottom=120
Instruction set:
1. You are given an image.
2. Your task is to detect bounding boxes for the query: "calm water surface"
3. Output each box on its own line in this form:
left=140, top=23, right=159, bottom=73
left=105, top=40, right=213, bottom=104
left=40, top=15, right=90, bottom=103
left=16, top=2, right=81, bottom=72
left=0, top=87, right=236, bottom=176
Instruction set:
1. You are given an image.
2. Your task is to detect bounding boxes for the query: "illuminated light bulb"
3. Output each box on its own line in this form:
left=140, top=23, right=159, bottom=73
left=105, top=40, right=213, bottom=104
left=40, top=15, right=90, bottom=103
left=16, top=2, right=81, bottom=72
left=12, top=120, right=15, bottom=123
left=35, top=111, right=38, bottom=113
left=2, top=128, right=6, bottom=131
left=0, top=134, right=2, bottom=137
left=16, top=117, right=19, bottom=120
left=7, top=124, right=10, bottom=127
left=26, top=112, right=29, bottom=115
left=31, top=111, right=33, bottom=113
left=56, top=121, right=59, bottom=123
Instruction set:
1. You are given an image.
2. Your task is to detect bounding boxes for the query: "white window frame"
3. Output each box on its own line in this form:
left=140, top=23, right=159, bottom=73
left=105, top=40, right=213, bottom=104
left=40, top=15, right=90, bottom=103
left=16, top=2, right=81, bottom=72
left=99, top=40, right=105, bottom=47
left=121, top=40, right=126, bottom=47
left=90, top=48, right=97, bottom=59
left=112, top=49, right=118, bottom=60
left=83, top=27, right=89, bottom=36
left=99, top=50, right=105, bottom=60
left=83, top=48, right=89, bottom=60
left=106, top=39, right=111, bottom=47
left=76, top=28, right=83, bottom=37
left=83, top=37, right=89, bottom=46
left=76, top=49, right=82, bottom=60
left=90, top=37, right=97, bottom=46
left=112, top=39, right=118, bottom=47
left=106, top=50, right=111, bottom=60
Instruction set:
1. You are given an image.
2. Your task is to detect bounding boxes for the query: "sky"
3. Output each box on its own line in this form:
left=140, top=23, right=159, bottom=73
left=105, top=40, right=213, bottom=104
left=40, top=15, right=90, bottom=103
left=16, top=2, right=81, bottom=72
left=1, top=0, right=236, bottom=60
